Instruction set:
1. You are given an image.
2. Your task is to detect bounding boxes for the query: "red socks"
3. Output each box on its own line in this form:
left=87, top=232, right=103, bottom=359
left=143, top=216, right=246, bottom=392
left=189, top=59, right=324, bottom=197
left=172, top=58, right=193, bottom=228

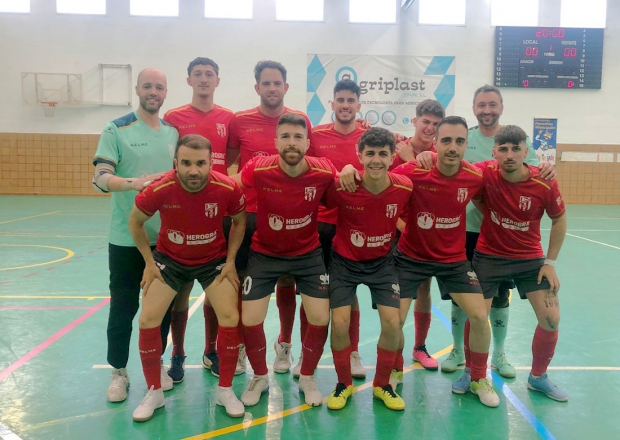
left=139, top=326, right=162, bottom=390
left=276, top=285, right=296, bottom=344
left=332, top=345, right=353, bottom=386
left=204, top=303, right=218, bottom=355
left=299, top=305, right=309, bottom=345
left=217, top=325, right=241, bottom=387
left=414, top=311, right=431, bottom=348
left=374, top=346, right=397, bottom=388
left=464, top=319, right=471, bottom=368
left=242, top=323, right=268, bottom=376
left=469, top=350, right=489, bottom=382
left=531, top=325, right=558, bottom=376
left=349, top=310, right=361, bottom=352
left=394, top=348, right=404, bottom=371
left=300, top=323, right=328, bottom=376
left=171, top=309, right=188, bottom=357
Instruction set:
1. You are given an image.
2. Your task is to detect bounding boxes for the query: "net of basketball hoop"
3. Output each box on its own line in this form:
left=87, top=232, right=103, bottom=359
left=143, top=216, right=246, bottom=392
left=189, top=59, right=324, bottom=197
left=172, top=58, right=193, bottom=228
left=41, top=101, right=58, bottom=118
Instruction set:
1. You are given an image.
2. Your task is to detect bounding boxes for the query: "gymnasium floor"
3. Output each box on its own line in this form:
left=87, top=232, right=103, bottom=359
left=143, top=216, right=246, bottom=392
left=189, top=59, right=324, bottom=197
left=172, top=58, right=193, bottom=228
left=0, top=195, right=619, bottom=440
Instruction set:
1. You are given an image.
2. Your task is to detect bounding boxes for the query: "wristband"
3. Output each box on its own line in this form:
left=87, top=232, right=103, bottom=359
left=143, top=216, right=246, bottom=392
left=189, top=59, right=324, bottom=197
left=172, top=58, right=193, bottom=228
left=544, top=259, right=556, bottom=267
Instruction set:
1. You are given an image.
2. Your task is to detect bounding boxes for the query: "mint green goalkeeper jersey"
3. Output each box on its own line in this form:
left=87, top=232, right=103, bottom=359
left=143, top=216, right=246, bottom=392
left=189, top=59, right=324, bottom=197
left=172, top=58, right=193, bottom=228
left=465, top=126, right=539, bottom=233
left=93, top=111, right=178, bottom=246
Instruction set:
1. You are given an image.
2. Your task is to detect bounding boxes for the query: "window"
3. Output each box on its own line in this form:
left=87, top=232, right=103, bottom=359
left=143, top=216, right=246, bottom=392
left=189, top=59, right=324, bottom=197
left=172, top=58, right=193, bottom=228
left=0, top=0, right=29, bottom=13
left=131, top=0, right=178, bottom=17
left=491, top=0, right=538, bottom=27
left=57, top=0, right=105, bottom=15
left=561, top=0, right=606, bottom=28
left=205, top=0, right=252, bottom=19
left=276, top=0, right=323, bottom=21
left=418, top=0, right=465, bottom=25
left=350, top=0, right=396, bottom=24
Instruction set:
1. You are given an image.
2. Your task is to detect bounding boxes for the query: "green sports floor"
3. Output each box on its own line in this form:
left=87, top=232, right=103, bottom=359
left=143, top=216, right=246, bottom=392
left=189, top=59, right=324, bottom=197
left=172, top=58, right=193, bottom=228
left=1, top=196, right=619, bottom=440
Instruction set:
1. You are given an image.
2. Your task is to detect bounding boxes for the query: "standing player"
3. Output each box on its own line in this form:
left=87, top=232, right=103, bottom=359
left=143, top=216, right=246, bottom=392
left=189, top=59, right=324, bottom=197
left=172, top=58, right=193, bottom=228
left=325, top=128, right=411, bottom=411
left=92, top=68, right=178, bottom=403
left=230, top=113, right=335, bottom=407
left=442, top=85, right=541, bottom=376
left=228, top=60, right=313, bottom=375
left=128, top=135, right=246, bottom=421
left=464, top=125, right=567, bottom=401
left=163, top=57, right=237, bottom=381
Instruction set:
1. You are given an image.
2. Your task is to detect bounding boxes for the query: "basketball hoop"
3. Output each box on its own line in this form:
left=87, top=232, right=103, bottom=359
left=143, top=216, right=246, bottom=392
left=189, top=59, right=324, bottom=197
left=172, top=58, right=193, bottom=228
left=41, top=101, right=58, bottom=118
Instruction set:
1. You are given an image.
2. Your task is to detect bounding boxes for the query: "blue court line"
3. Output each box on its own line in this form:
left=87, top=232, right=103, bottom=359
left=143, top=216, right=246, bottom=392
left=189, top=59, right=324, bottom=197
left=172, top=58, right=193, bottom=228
left=431, top=304, right=557, bottom=440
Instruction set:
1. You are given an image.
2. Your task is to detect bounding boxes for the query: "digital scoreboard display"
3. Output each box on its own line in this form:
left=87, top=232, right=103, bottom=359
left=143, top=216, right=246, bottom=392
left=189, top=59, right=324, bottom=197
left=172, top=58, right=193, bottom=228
left=495, top=26, right=604, bottom=89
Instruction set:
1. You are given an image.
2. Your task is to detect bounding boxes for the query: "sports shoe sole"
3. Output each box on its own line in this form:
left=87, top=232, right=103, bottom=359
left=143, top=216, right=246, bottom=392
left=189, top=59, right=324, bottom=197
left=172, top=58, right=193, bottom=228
left=132, top=402, right=164, bottom=422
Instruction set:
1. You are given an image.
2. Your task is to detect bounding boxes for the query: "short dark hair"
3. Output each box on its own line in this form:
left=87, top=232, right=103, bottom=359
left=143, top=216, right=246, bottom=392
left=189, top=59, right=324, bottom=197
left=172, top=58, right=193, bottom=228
left=174, top=134, right=212, bottom=158
left=357, top=127, right=396, bottom=153
left=436, top=116, right=468, bottom=136
left=187, top=57, right=219, bottom=77
left=473, top=84, right=503, bottom=104
left=334, top=79, right=361, bottom=98
left=495, top=125, right=527, bottom=146
left=254, top=60, right=287, bottom=83
left=415, top=99, right=445, bottom=119
left=277, top=113, right=307, bottom=132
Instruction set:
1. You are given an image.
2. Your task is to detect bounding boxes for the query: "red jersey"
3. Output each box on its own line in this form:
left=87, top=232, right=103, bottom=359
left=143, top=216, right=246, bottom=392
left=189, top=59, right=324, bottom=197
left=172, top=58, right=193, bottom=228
left=394, top=160, right=483, bottom=263
left=229, top=106, right=313, bottom=213
left=135, top=170, right=245, bottom=266
left=240, top=155, right=336, bottom=257
left=405, top=138, right=437, bottom=158
left=325, top=173, right=413, bottom=261
left=476, top=161, right=566, bottom=258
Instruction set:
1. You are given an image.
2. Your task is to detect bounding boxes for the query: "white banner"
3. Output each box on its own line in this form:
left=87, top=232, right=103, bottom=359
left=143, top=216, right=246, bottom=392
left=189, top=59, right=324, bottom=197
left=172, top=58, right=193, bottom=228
left=307, top=54, right=456, bottom=133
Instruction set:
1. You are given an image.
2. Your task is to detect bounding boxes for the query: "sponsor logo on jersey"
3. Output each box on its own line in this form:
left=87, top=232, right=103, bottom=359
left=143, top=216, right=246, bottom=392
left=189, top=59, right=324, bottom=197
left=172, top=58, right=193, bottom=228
left=239, top=194, right=246, bottom=206
left=350, top=230, right=366, bottom=247
left=269, top=214, right=284, bottom=231
left=457, top=188, right=469, bottom=203
left=556, top=196, right=563, bottom=206
left=216, top=123, right=226, bottom=137
left=252, top=151, right=270, bottom=158
left=417, top=212, right=435, bottom=229
left=386, top=204, right=398, bottom=218
left=205, top=203, right=218, bottom=218
left=491, top=210, right=530, bottom=232
left=285, top=214, right=312, bottom=230
left=263, top=187, right=282, bottom=193
left=367, top=232, right=392, bottom=247
left=186, top=232, right=217, bottom=245
left=519, top=196, right=532, bottom=211
left=167, top=229, right=185, bottom=244
left=417, top=212, right=461, bottom=229
left=163, top=204, right=181, bottom=209
left=304, top=187, right=316, bottom=201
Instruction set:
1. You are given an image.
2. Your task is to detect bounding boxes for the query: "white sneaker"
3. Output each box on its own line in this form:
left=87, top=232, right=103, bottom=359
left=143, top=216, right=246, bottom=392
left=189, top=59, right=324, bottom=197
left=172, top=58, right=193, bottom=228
left=273, top=340, right=293, bottom=373
left=298, top=375, right=323, bottom=407
left=132, top=386, right=165, bottom=422
left=106, top=368, right=130, bottom=402
left=216, top=386, right=245, bottom=418
left=235, top=344, right=247, bottom=376
left=292, top=353, right=303, bottom=379
left=241, top=375, right=269, bottom=406
left=470, top=378, right=500, bottom=408
left=160, top=360, right=173, bottom=391
left=350, top=351, right=367, bottom=379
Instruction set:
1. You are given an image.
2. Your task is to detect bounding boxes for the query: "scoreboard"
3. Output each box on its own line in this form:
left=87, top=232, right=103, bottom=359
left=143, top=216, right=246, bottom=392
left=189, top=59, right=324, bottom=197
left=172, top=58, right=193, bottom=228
left=495, top=26, right=604, bottom=89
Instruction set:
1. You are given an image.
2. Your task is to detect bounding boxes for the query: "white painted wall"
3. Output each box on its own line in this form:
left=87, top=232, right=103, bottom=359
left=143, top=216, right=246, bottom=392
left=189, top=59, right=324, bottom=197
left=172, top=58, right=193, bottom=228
left=0, top=0, right=617, bottom=143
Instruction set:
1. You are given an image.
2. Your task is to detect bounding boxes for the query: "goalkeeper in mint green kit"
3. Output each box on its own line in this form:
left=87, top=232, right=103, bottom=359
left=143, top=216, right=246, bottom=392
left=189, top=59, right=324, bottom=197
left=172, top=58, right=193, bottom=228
left=442, top=85, right=539, bottom=380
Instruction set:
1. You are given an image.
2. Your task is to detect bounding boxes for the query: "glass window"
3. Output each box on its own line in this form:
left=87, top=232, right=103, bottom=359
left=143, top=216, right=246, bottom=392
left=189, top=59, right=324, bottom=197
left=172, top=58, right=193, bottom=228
left=491, top=0, right=538, bottom=27
left=131, top=0, right=179, bottom=17
left=0, top=0, right=29, bottom=13
left=419, top=0, right=465, bottom=25
left=276, top=0, right=323, bottom=21
left=350, top=0, right=397, bottom=24
left=561, top=0, right=606, bottom=28
left=205, top=0, right=252, bottom=19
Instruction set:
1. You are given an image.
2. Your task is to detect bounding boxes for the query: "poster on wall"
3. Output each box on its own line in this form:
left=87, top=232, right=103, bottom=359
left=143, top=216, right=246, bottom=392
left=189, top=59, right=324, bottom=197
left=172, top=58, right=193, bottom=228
left=532, top=118, right=557, bottom=164
left=307, top=55, right=456, bottom=133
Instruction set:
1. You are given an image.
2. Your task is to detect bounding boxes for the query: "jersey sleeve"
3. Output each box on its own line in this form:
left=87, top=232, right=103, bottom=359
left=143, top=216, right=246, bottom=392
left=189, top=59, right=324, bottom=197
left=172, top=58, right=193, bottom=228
left=240, top=159, right=256, bottom=188
left=525, top=137, right=539, bottom=166
left=93, top=122, right=120, bottom=169
left=391, top=160, right=419, bottom=180
left=322, top=180, right=340, bottom=209
left=134, top=184, right=162, bottom=217
left=545, top=180, right=566, bottom=219
left=227, top=182, right=246, bottom=216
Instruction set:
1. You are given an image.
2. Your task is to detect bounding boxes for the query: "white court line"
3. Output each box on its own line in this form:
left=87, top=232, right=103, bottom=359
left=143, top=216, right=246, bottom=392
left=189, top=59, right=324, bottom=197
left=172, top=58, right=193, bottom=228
left=166, top=292, right=205, bottom=348
left=0, top=423, right=23, bottom=440
left=514, top=366, right=620, bottom=371
left=566, top=233, right=620, bottom=250
left=541, top=229, right=620, bottom=232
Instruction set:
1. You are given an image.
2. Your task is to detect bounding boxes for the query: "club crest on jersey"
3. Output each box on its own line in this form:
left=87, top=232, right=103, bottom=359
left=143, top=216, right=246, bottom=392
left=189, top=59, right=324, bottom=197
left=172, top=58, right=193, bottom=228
left=304, top=187, right=316, bottom=201
left=269, top=214, right=284, bottom=231
left=216, top=123, right=226, bottom=137
left=167, top=229, right=185, bottom=245
left=519, top=196, right=532, bottom=211
left=386, top=204, right=398, bottom=218
left=205, top=203, right=218, bottom=218
left=350, top=229, right=366, bottom=248
left=417, top=212, right=435, bottom=230
left=457, top=188, right=468, bottom=203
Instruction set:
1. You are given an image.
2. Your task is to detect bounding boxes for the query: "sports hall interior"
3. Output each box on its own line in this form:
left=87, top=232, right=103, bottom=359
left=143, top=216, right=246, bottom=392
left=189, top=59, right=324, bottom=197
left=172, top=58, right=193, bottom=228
left=0, top=1, right=619, bottom=439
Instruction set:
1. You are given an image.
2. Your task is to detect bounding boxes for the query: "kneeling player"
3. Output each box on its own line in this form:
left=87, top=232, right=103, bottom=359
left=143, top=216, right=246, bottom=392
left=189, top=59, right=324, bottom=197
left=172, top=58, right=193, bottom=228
left=325, top=127, right=412, bottom=411
left=128, top=135, right=246, bottom=421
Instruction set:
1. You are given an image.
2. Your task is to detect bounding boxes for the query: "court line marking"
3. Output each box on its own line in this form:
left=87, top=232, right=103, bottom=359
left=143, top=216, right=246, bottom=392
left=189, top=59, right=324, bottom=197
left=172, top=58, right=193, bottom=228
left=0, top=244, right=74, bottom=271
left=0, top=234, right=107, bottom=238
left=541, top=229, right=620, bottom=232
left=0, top=306, right=93, bottom=310
left=566, top=233, right=620, bottom=250
left=0, top=210, right=61, bottom=225
left=0, top=299, right=110, bottom=382
left=0, top=295, right=204, bottom=299
left=0, top=422, right=24, bottom=440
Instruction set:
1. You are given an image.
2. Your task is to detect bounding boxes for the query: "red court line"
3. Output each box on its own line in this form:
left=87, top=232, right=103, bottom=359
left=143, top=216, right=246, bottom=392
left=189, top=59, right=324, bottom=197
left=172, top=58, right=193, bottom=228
left=0, top=306, right=93, bottom=310
left=23, top=273, right=37, bottom=278
left=0, top=281, right=11, bottom=285
left=0, top=298, right=110, bottom=382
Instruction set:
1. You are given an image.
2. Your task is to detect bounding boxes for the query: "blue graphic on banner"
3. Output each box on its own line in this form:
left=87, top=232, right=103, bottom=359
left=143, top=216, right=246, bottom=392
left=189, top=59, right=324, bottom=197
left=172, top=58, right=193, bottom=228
left=424, top=56, right=455, bottom=75
left=533, top=118, right=557, bottom=165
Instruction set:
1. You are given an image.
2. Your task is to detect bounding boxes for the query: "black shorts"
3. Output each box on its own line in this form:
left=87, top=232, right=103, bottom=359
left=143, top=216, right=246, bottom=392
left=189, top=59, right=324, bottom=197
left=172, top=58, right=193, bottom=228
left=472, top=251, right=551, bottom=299
left=153, top=250, right=225, bottom=293
left=318, top=221, right=337, bottom=268
left=224, top=212, right=257, bottom=273
left=329, top=251, right=400, bottom=309
left=393, top=248, right=482, bottom=300
left=242, top=248, right=328, bottom=301
left=467, top=231, right=515, bottom=293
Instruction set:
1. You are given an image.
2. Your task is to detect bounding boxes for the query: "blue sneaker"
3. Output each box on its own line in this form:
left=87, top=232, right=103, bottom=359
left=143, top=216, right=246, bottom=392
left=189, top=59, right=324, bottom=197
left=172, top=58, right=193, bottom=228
left=167, top=354, right=186, bottom=383
left=203, top=350, right=220, bottom=377
left=451, top=367, right=471, bottom=394
left=527, top=373, right=568, bottom=401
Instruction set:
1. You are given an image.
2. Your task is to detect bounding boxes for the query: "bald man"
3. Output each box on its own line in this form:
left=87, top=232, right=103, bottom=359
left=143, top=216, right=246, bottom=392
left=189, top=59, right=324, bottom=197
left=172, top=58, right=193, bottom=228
left=92, top=68, right=180, bottom=403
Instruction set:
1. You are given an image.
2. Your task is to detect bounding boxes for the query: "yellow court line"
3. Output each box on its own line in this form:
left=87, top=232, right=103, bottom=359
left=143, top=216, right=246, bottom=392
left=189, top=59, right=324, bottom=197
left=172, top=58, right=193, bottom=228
left=0, top=244, right=74, bottom=271
left=0, top=210, right=61, bottom=225
left=183, top=345, right=453, bottom=440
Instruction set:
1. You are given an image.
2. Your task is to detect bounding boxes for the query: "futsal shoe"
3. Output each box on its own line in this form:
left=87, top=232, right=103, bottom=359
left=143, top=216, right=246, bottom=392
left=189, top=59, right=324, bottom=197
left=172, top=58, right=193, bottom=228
left=350, top=351, right=367, bottom=378
left=441, top=348, right=465, bottom=373
left=298, top=375, right=324, bottom=406
left=373, top=384, right=405, bottom=411
left=327, top=382, right=353, bottom=410
left=241, top=375, right=269, bottom=406
left=470, top=378, right=500, bottom=407
left=235, top=344, right=247, bottom=375
left=203, top=350, right=220, bottom=377
left=273, top=340, right=293, bottom=373
left=216, top=386, right=246, bottom=417
left=389, top=370, right=404, bottom=389
left=160, top=359, right=173, bottom=391
left=527, top=373, right=569, bottom=402
left=106, top=368, right=130, bottom=402
left=451, top=367, right=471, bottom=394
left=292, top=353, right=303, bottom=379
left=491, top=352, right=516, bottom=378
left=132, top=386, right=165, bottom=422
left=413, top=345, right=439, bottom=371
left=167, top=354, right=186, bottom=383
